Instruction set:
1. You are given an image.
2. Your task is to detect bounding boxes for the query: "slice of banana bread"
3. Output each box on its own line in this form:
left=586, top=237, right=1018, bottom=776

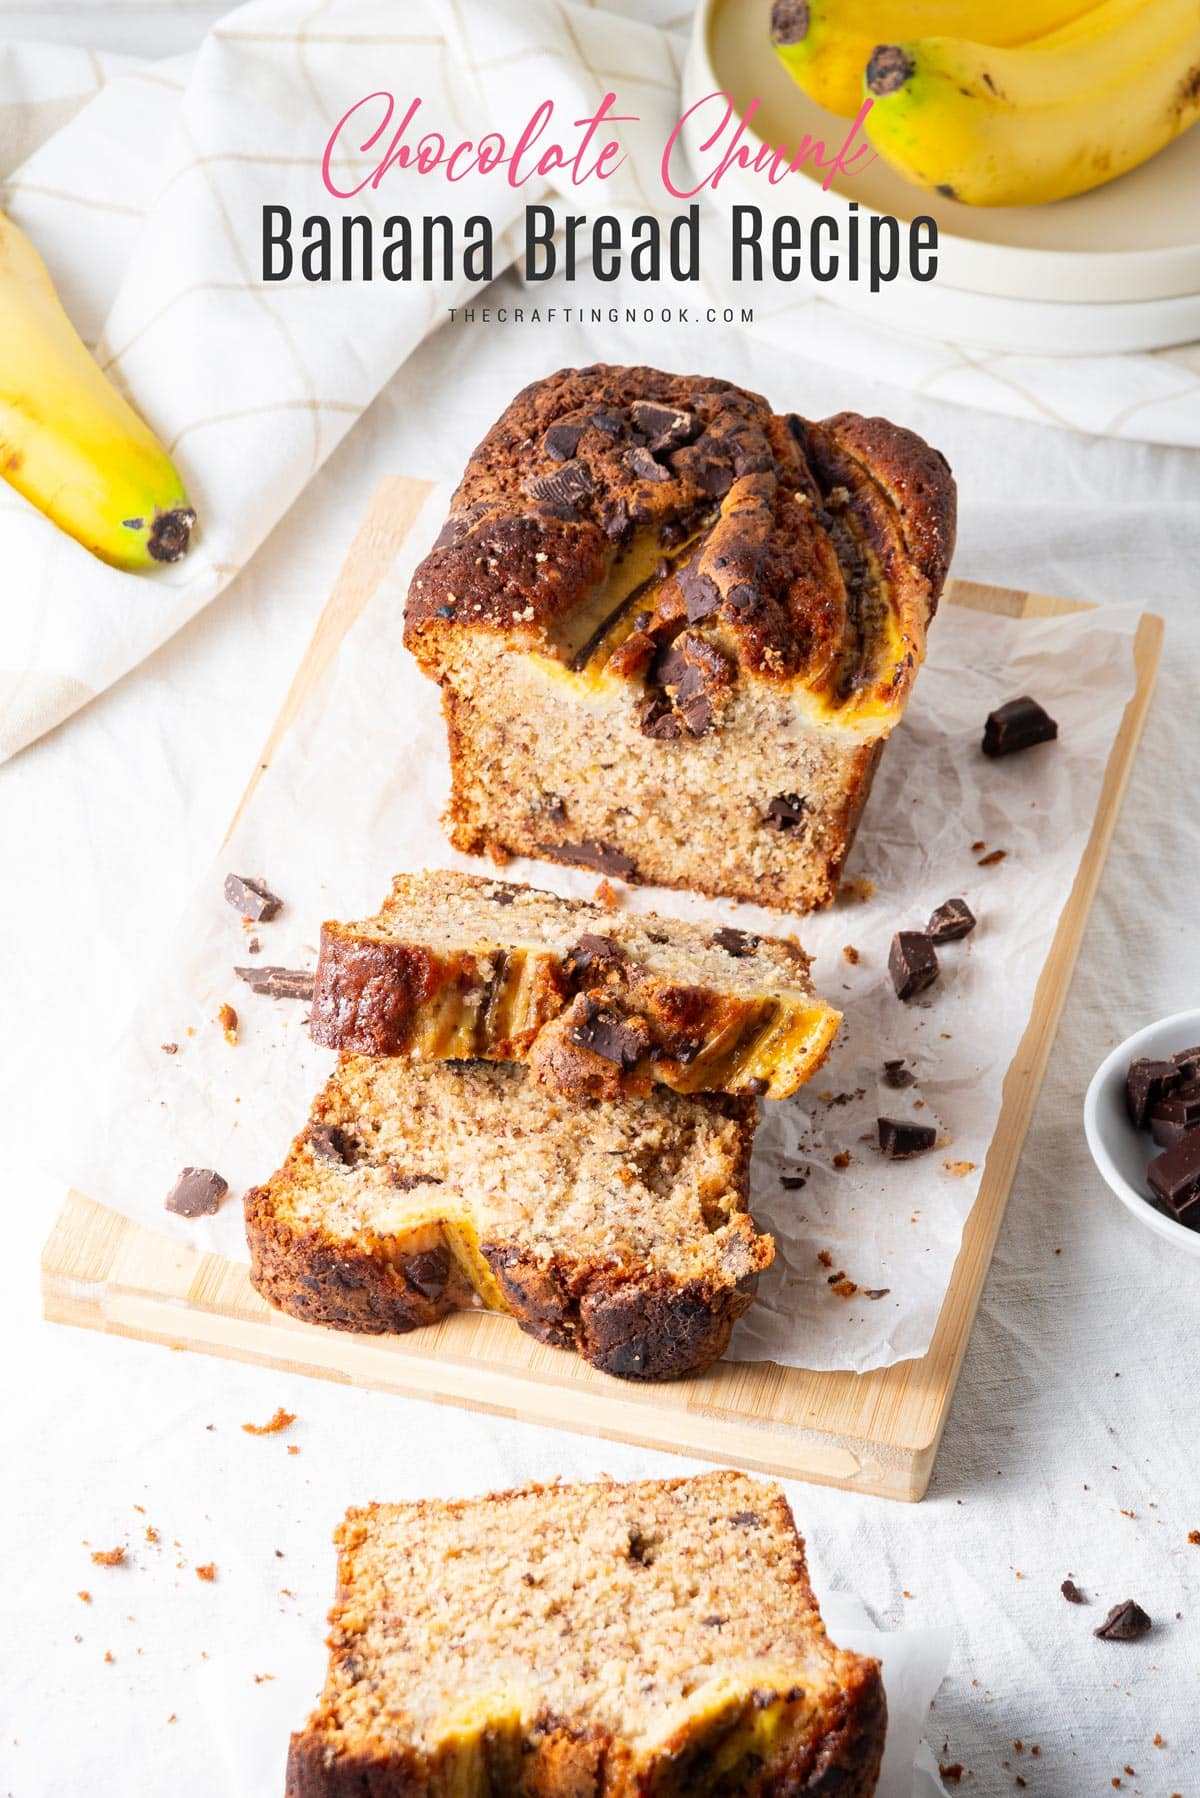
left=310, top=870, right=840, bottom=1100
left=245, top=1056, right=767, bottom=1380
left=405, top=363, right=955, bottom=912
left=286, top=1469, right=886, bottom=1797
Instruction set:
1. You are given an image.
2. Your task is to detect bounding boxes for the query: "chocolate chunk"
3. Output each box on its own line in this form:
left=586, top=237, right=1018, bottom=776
left=692, top=456, right=733, bottom=498
left=1126, top=1058, right=1181, bottom=1130
left=564, top=934, right=625, bottom=983
left=676, top=559, right=721, bottom=622
left=542, top=422, right=582, bottom=462
left=1150, top=1081, right=1200, bottom=1147
left=589, top=406, right=623, bottom=437
left=878, top=1116, right=937, bottom=1159
left=727, top=581, right=758, bottom=611
left=1146, top=1128, right=1200, bottom=1229
left=538, top=839, right=636, bottom=880
left=235, top=965, right=315, bottom=1001
left=1061, top=1579, right=1086, bottom=1605
left=982, top=696, right=1058, bottom=758
left=889, top=931, right=939, bottom=1001
left=763, top=793, right=807, bottom=832
left=927, top=898, right=976, bottom=943
left=567, top=997, right=650, bottom=1070
left=780, top=1174, right=807, bottom=1190
left=638, top=693, right=683, bottom=740
left=730, top=1510, right=762, bottom=1528
left=604, top=496, right=631, bottom=541
left=1094, top=1599, right=1152, bottom=1641
left=676, top=688, right=714, bottom=737
left=224, top=874, right=282, bottom=922
left=863, top=1288, right=891, bottom=1300
left=626, top=445, right=671, bottom=484
left=387, top=1170, right=445, bottom=1191
left=630, top=400, right=697, bottom=452
left=883, top=1059, right=915, bottom=1089
left=1172, top=1044, right=1200, bottom=1079
left=524, top=458, right=592, bottom=510
left=309, top=1124, right=354, bottom=1166
left=713, top=927, right=759, bottom=958
left=165, top=1167, right=227, bottom=1218
left=402, top=1246, right=451, bottom=1299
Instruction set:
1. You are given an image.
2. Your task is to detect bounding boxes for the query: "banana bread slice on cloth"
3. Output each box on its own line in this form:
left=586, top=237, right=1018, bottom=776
left=310, top=870, right=840, bottom=1100
left=245, top=1056, right=767, bottom=1380
left=286, top=1469, right=886, bottom=1797
left=404, top=363, right=955, bottom=913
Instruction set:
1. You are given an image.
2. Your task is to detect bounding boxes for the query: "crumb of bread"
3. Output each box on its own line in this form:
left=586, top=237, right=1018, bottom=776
left=242, top=1406, right=295, bottom=1436
left=77, top=1590, right=91, bottom=1603
left=91, top=1546, right=126, bottom=1567
left=817, top=1249, right=834, bottom=1268
left=942, top=1160, right=977, bottom=1177
left=195, top=1563, right=216, bottom=1582
left=217, top=1002, right=238, bottom=1045
left=592, top=878, right=620, bottom=909
left=842, top=945, right=860, bottom=965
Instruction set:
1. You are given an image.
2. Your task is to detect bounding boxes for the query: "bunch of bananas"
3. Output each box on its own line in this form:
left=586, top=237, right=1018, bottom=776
left=770, top=0, right=1200, bottom=207
left=0, top=209, right=195, bottom=570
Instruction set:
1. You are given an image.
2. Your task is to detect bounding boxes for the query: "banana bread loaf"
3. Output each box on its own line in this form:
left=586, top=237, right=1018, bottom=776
left=245, top=1056, right=768, bottom=1380
left=310, top=870, right=840, bottom=1100
left=405, top=364, right=955, bottom=912
left=286, top=1469, right=887, bottom=1796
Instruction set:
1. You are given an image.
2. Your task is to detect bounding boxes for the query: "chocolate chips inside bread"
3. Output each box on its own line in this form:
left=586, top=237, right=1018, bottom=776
left=246, top=1056, right=767, bottom=1381
left=405, top=364, right=955, bottom=912
left=286, top=1470, right=887, bottom=1797
left=310, top=870, right=840, bottom=1100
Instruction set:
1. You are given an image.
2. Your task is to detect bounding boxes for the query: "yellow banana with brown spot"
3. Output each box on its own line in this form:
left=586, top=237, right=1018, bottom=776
left=0, top=209, right=195, bottom=570
left=768, top=0, right=1097, bottom=119
left=862, top=0, right=1200, bottom=206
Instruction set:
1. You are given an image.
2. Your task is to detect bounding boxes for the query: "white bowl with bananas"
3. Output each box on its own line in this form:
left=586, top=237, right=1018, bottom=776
left=684, top=0, right=1200, bottom=352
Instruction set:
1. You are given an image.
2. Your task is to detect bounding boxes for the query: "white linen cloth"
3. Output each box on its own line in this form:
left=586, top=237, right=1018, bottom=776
left=2, top=0, right=1200, bottom=768
left=3, top=6, right=1200, bottom=1797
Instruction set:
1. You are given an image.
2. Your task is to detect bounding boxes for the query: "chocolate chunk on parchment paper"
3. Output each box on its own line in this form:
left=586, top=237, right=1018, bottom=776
left=1060, top=1578, right=1087, bottom=1605
left=224, top=874, right=282, bottom=922
left=883, top=1059, right=915, bottom=1089
left=928, top=898, right=976, bottom=943
left=1094, top=1599, right=1152, bottom=1641
left=878, top=1117, right=937, bottom=1159
left=165, top=1167, right=227, bottom=1218
left=235, top=965, right=315, bottom=1000
left=889, top=931, right=939, bottom=1000
left=982, top=695, right=1058, bottom=758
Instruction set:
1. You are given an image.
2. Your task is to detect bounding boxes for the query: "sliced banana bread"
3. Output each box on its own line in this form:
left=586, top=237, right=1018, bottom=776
left=245, top=1056, right=767, bottom=1380
left=310, top=870, right=840, bottom=1100
left=286, top=1469, right=886, bottom=1797
left=405, top=363, right=955, bottom=912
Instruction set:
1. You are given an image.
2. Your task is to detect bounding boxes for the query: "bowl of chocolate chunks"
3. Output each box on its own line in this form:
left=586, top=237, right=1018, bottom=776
left=1084, top=1009, right=1200, bottom=1258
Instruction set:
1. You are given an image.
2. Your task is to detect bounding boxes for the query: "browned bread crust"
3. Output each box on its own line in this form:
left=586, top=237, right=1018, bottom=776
left=285, top=1471, right=886, bottom=1797
left=245, top=1057, right=767, bottom=1382
left=310, top=871, right=840, bottom=1101
left=403, top=365, right=955, bottom=912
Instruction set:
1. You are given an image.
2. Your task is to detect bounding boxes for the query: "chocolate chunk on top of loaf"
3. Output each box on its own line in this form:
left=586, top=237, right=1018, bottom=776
left=310, top=870, right=840, bottom=1101
left=404, top=364, right=955, bottom=913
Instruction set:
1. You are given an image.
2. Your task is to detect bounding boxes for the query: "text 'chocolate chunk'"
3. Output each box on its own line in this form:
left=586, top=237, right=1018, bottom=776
left=982, top=695, right=1058, bottom=758
left=223, top=873, right=282, bottom=922
left=927, top=897, right=976, bottom=943
left=878, top=1116, right=937, bottom=1159
left=889, top=930, right=939, bottom=1000
left=165, top=1167, right=227, bottom=1218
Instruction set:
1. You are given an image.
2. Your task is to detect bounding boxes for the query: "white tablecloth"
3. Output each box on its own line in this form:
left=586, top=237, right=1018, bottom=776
left=3, top=6, right=1200, bottom=1796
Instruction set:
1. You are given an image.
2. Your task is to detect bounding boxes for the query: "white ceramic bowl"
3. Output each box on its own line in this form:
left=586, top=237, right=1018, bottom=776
left=1083, top=1009, right=1200, bottom=1258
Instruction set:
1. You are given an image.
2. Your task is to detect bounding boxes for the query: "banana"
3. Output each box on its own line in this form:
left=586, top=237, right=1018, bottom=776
left=0, top=210, right=195, bottom=570
left=862, top=0, right=1200, bottom=206
left=768, top=0, right=1097, bottom=119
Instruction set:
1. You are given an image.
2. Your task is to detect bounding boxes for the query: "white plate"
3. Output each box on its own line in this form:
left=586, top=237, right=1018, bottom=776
left=684, top=0, right=1200, bottom=350
left=1083, top=1010, right=1200, bottom=1260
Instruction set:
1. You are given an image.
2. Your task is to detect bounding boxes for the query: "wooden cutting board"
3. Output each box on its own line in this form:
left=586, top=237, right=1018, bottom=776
left=40, top=478, right=1163, bottom=1501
